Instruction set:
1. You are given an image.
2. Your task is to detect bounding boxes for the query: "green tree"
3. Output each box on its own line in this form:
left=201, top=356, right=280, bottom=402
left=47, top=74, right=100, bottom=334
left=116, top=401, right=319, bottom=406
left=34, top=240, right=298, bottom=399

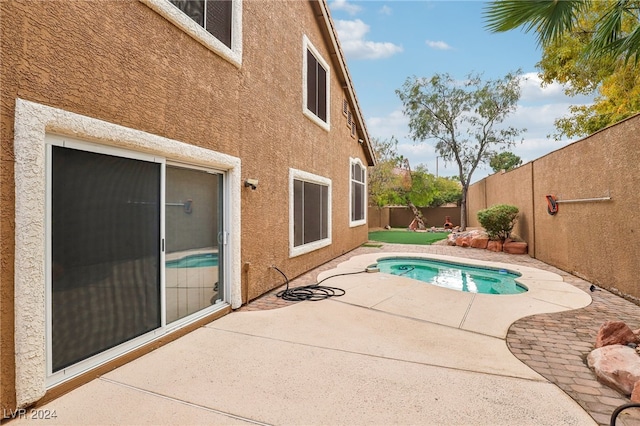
left=484, top=0, right=640, bottom=63
left=396, top=71, right=524, bottom=230
left=367, top=137, right=404, bottom=208
left=485, top=0, right=640, bottom=138
left=368, top=137, right=439, bottom=229
left=430, top=177, right=463, bottom=207
left=490, top=151, right=523, bottom=173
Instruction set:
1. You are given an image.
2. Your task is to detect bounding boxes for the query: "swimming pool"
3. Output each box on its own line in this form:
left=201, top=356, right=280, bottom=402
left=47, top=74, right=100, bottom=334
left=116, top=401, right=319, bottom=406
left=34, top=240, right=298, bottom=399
left=166, top=252, right=218, bottom=268
left=375, top=257, right=526, bottom=295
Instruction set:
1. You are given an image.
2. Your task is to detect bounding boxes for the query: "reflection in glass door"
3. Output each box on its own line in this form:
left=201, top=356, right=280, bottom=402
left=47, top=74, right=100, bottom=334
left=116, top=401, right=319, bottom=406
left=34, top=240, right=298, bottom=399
left=165, top=166, right=224, bottom=323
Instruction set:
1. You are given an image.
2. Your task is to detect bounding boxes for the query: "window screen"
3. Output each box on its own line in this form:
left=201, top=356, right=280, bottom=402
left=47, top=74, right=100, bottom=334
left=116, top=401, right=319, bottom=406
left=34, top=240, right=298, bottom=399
left=171, top=0, right=233, bottom=48
left=306, top=49, right=327, bottom=122
left=351, top=162, right=365, bottom=222
left=294, top=179, right=329, bottom=247
left=51, top=147, right=161, bottom=372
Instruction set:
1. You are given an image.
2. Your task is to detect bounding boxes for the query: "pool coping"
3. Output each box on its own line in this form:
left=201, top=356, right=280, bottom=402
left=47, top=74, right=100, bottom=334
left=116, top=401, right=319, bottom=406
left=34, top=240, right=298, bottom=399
left=315, top=252, right=592, bottom=340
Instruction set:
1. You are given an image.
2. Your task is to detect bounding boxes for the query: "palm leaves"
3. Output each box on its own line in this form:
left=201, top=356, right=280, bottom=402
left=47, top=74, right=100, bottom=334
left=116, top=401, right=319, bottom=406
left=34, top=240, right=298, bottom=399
left=484, top=0, right=640, bottom=63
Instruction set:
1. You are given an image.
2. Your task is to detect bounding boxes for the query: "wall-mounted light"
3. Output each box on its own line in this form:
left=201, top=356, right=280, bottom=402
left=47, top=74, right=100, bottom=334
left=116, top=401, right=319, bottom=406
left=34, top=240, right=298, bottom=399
left=358, top=138, right=364, bottom=145
left=244, top=178, right=258, bottom=190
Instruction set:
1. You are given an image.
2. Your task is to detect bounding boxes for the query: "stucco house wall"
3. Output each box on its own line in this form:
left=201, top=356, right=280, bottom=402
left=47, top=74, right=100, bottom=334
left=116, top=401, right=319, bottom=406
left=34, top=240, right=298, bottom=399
left=1, top=0, right=373, bottom=411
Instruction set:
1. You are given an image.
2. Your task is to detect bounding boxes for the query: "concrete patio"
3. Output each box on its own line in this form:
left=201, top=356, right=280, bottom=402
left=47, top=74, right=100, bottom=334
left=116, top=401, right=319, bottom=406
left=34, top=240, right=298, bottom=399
left=10, top=243, right=640, bottom=425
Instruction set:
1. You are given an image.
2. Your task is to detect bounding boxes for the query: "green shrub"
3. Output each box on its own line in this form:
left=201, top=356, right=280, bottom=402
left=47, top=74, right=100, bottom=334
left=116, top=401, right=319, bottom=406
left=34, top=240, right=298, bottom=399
left=476, top=204, right=519, bottom=241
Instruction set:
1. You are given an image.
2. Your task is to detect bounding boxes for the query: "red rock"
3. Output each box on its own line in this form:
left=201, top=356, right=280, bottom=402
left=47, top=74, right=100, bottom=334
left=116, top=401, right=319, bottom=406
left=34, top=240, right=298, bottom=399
left=459, top=236, right=472, bottom=248
left=587, top=345, right=640, bottom=395
left=596, top=321, right=638, bottom=348
left=470, top=235, right=489, bottom=249
left=503, top=241, right=528, bottom=254
left=632, top=381, right=640, bottom=403
left=486, top=240, right=503, bottom=252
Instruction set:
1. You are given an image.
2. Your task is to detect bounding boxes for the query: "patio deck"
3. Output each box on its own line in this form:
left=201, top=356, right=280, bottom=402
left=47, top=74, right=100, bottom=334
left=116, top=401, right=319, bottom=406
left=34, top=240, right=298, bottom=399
left=9, top=242, right=640, bottom=425
left=243, top=242, right=640, bottom=426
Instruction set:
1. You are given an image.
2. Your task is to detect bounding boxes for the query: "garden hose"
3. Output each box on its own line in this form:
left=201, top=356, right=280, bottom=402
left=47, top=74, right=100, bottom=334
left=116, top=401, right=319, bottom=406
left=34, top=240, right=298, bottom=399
left=272, top=265, right=366, bottom=302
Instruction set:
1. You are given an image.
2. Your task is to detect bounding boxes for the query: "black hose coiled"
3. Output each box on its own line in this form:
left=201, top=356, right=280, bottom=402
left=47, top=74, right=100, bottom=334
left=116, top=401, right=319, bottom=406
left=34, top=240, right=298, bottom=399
left=273, top=265, right=364, bottom=302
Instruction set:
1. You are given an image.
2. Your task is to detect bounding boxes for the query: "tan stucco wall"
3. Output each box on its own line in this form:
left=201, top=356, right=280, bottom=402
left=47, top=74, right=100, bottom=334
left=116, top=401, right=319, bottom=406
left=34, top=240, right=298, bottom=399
left=468, top=115, right=640, bottom=301
left=1, top=0, right=370, bottom=410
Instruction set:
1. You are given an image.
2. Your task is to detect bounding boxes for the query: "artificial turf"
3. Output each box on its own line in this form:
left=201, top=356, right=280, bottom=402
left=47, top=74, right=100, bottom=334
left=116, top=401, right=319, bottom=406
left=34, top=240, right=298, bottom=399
left=367, top=229, right=449, bottom=245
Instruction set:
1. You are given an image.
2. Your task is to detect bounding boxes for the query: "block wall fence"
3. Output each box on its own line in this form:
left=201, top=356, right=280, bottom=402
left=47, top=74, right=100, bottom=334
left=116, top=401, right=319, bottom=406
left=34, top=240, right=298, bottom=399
left=467, top=114, right=640, bottom=301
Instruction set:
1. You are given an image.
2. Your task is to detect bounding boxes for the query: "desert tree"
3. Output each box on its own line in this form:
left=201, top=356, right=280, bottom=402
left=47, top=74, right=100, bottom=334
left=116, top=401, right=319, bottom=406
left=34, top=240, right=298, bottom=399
left=396, top=71, right=524, bottom=230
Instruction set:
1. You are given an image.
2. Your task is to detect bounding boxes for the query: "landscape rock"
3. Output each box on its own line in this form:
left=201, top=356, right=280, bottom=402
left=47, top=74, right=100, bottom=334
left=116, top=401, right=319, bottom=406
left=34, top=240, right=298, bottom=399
left=587, top=345, right=640, bottom=395
left=503, top=240, right=528, bottom=254
left=486, top=240, right=503, bottom=252
left=458, top=236, right=472, bottom=248
left=470, top=235, right=489, bottom=249
left=596, top=321, right=638, bottom=348
left=633, top=381, right=640, bottom=403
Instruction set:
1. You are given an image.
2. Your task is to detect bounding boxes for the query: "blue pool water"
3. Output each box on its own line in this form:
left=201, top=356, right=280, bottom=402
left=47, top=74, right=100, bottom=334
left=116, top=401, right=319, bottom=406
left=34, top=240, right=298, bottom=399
left=166, top=253, right=218, bottom=268
left=375, top=257, right=526, bottom=295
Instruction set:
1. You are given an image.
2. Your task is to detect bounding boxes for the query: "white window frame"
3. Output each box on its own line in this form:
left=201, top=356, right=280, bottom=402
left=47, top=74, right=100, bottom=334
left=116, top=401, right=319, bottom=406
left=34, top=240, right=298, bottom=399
left=302, top=35, right=331, bottom=131
left=349, top=157, right=367, bottom=227
left=141, top=0, right=243, bottom=68
left=289, top=168, right=332, bottom=257
left=13, top=99, right=241, bottom=407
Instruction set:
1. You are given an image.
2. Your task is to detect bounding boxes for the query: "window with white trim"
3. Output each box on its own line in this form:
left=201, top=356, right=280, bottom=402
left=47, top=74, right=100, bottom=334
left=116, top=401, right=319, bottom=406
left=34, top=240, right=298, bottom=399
left=143, top=0, right=243, bottom=67
left=169, top=0, right=232, bottom=47
left=290, top=169, right=331, bottom=257
left=303, top=36, right=330, bottom=130
left=350, top=158, right=366, bottom=226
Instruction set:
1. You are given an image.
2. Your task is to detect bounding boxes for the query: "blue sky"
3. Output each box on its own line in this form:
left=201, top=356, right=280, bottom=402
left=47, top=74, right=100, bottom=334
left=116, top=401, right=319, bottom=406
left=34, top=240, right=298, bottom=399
left=328, top=0, right=594, bottom=182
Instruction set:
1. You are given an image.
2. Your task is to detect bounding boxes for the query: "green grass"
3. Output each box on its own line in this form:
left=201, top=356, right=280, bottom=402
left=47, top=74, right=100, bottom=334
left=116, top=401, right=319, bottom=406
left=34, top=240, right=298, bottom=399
left=368, top=229, right=449, bottom=245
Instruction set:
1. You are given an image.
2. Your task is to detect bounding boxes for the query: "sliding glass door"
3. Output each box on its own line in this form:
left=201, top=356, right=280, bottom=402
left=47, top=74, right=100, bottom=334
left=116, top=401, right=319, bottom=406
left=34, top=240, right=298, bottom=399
left=165, top=165, right=224, bottom=324
left=51, top=147, right=161, bottom=372
left=48, top=141, right=226, bottom=378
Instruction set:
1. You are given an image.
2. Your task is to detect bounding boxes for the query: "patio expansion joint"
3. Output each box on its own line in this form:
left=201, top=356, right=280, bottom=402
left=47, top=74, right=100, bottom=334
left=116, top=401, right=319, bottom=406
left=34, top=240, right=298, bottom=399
left=98, top=377, right=272, bottom=426
left=209, top=319, right=549, bottom=384
left=458, top=293, right=476, bottom=329
left=331, top=297, right=501, bottom=339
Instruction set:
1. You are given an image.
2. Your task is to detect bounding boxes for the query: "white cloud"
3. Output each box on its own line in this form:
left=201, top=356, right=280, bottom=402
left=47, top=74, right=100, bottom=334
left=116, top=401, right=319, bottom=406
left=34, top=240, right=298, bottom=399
left=367, top=109, right=408, bottom=139
left=335, top=19, right=403, bottom=60
left=379, top=5, right=392, bottom=15
left=329, top=0, right=362, bottom=16
left=425, top=40, right=452, bottom=50
left=519, top=72, right=594, bottom=105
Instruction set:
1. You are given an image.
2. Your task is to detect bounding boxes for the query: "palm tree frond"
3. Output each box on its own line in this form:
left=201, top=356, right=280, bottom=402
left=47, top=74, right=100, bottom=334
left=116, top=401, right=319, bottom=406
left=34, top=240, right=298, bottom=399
left=484, top=0, right=590, bottom=46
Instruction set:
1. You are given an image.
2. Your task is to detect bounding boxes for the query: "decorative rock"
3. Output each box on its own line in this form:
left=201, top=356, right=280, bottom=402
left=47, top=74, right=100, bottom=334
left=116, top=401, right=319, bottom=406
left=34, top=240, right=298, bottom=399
left=633, top=381, right=640, bottom=403
left=470, top=235, right=489, bottom=249
left=587, top=345, right=640, bottom=395
left=486, top=240, right=503, bottom=252
left=503, top=241, right=528, bottom=254
left=458, top=236, right=472, bottom=248
left=596, top=320, right=639, bottom=348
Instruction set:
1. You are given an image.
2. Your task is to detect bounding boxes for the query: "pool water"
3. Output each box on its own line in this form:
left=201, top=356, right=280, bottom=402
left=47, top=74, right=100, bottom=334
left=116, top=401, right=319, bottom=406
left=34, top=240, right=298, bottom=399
left=375, top=257, right=526, bottom=295
left=166, top=253, right=219, bottom=268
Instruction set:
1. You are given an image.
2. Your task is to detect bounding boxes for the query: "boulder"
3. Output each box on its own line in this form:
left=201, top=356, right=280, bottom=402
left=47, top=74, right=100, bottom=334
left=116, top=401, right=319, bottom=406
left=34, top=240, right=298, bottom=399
left=470, top=235, right=489, bottom=249
left=458, top=236, right=472, bottom=248
left=596, top=321, right=638, bottom=348
left=486, top=240, right=503, bottom=252
left=503, top=240, right=528, bottom=254
left=632, top=381, right=640, bottom=403
left=587, top=345, right=640, bottom=395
